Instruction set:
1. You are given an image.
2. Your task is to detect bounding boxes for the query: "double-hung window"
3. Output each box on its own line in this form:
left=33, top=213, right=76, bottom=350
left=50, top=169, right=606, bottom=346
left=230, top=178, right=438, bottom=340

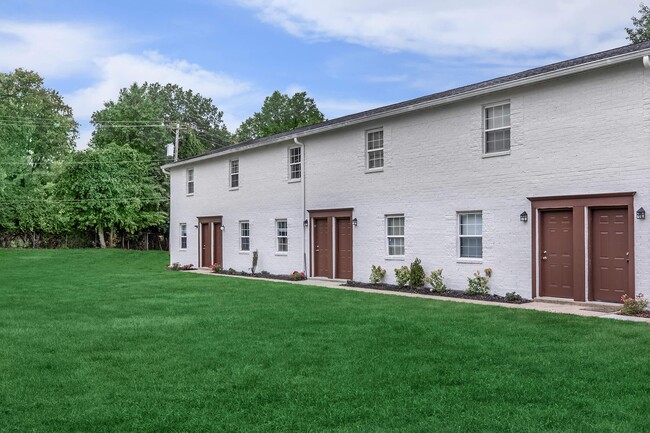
left=288, top=146, right=301, bottom=181
left=386, top=215, right=405, bottom=256
left=276, top=219, right=288, bottom=252
left=458, top=212, right=482, bottom=258
left=484, top=103, right=511, bottom=154
left=239, top=221, right=250, bottom=251
left=180, top=223, right=187, bottom=249
left=186, top=169, right=194, bottom=195
left=366, top=128, right=384, bottom=170
left=230, top=159, right=239, bottom=189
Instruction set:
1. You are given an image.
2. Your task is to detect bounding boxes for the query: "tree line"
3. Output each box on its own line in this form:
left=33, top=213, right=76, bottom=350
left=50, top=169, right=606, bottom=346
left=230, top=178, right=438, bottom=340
left=0, top=70, right=324, bottom=249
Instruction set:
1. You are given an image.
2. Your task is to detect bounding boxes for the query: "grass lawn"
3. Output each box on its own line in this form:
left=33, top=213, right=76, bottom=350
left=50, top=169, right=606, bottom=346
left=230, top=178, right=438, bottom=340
left=1, top=249, right=649, bottom=433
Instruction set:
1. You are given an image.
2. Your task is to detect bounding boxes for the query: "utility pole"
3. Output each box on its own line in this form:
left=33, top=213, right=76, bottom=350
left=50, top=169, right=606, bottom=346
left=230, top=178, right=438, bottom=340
left=174, top=122, right=180, bottom=162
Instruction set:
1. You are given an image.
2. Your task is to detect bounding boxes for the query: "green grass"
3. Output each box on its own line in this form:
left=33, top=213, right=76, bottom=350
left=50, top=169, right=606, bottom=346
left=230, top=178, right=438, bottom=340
left=1, top=249, right=649, bottom=433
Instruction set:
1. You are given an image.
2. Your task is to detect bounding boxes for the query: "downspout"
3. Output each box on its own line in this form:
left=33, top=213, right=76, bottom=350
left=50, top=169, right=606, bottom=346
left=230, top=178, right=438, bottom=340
left=294, top=137, right=307, bottom=275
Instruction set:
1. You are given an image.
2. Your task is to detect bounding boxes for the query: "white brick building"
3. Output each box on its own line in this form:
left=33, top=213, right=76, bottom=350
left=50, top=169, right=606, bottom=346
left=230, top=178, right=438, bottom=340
left=163, top=42, right=650, bottom=302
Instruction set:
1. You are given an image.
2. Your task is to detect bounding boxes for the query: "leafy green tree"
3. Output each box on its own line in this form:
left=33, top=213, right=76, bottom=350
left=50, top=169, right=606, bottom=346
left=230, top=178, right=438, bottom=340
left=91, top=82, right=231, bottom=160
left=0, top=69, right=78, bottom=246
left=626, top=3, right=650, bottom=43
left=56, top=144, right=166, bottom=248
left=235, top=91, right=325, bottom=142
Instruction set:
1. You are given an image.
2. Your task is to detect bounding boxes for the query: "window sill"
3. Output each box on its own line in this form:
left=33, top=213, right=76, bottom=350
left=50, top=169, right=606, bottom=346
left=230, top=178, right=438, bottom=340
left=385, top=256, right=405, bottom=261
left=239, top=251, right=251, bottom=255
left=186, top=193, right=194, bottom=197
left=288, top=178, right=301, bottom=184
left=482, top=150, right=510, bottom=159
left=365, top=168, right=384, bottom=174
left=457, top=258, right=483, bottom=264
left=179, top=248, right=187, bottom=251
left=275, top=252, right=288, bottom=256
left=229, top=187, right=239, bottom=191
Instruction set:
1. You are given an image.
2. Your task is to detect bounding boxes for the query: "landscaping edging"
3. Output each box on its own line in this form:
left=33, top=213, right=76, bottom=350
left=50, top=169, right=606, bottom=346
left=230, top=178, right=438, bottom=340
left=343, top=280, right=533, bottom=305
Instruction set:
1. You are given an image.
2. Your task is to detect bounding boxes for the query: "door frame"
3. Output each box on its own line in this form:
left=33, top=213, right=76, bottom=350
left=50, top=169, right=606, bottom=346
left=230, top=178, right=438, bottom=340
left=197, top=216, right=223, bottom=268
left=528, top=192, right=635, bottom=301
left=538, top=208, right=575, bottom=299
left=308, top=208, right=353, bottom=279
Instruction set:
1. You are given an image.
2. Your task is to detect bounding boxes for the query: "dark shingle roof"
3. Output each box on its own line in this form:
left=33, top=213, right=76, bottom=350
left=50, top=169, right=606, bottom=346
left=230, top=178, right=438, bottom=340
left=170, top=41, right=650, bottom=166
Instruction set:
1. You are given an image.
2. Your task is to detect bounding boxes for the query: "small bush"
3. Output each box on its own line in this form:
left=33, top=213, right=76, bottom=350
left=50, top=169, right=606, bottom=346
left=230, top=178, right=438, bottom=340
left=370, top=265, right=386, bottom=284
left=291, top=271, right=306, bottom=281
left=620, top=293, right=648, bottom=315
left=505, top=291, right=522, bottom=302
left=167, top=262, right=181, bottom=271
left=466, top=268, right=492, bottom=295
left=395, top=266, right=410, bottom=288
left=427, top=269, right=447, bottom=293
left=210, top=263, right=223, bottom=273
left=409, top=258, right=426, bottom=288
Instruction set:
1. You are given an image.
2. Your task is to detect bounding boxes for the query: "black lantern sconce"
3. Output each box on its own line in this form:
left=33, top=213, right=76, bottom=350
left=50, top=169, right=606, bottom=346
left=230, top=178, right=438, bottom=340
left=520, top=211, right=528, bottom=223
left=303, top=219, right=309, bottom=227
left=352, top=218, right=358, bottom=227
left=637, top=207, right=646, bottom=220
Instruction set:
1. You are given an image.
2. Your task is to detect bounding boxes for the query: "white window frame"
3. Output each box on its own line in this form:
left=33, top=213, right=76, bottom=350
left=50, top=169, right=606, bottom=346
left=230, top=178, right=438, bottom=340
left=366, top=128, right=384, bottom=171
left=288, top=146, right=302, bottom=181
left=458, top=211, right=483, bottom=260
left=239, top=221, right=250, bottom=252
left=276, top=219, right=288, bottom=253
left=229, top=159, right=239, bottom=189
left=186, top=169, right=194, bottom=195
left=385, top=214, right=405, bottom=257
left=180, top=223, right=188, bottom=250
left=483, top=102, right=511, bottom=155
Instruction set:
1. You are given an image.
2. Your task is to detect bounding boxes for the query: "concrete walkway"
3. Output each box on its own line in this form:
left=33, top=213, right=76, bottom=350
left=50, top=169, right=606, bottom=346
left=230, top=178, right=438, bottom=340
left=190, top=269, right=650, bottom=323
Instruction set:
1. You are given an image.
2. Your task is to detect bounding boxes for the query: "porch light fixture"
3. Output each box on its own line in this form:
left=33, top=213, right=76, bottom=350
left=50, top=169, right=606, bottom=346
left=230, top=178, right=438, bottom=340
left=520, top=211, right=528, bottom=223
left=352, top=218, right=358, bottom=227
left=220, top=225, right=225, bottom=231
left=303, top=219, right=309, bottom=227
left=637, top=207, right=646, bottom=220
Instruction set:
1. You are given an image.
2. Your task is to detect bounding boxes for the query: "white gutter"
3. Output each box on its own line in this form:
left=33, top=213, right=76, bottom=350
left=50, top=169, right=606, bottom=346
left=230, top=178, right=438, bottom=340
left=294, top=137, right=307, bottom=275
left=162, top=49, right=650, bottom=170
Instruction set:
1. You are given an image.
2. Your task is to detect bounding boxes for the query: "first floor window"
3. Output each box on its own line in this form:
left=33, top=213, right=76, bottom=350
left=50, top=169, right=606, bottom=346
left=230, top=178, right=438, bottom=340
left=230, top=159, right=239, bottom=189
left=289, top=146, right=301, bottom=180
left=186, top=169, right=194, bottom=194
left=180, top=223, right=187, bottom=249
left=240, top=221, right=250, bottom=251
left=386, top=215, right=404, bottom=256
left=367, top=128, right=384, bottom=170
left=458, top=212, right=482, bottom=258
left=276, top=219, right=288, bottom=252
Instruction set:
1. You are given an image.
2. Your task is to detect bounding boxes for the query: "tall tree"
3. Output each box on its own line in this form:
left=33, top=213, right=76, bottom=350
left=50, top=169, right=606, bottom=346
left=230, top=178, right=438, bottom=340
left=0, top=69, right=78, bottom=246
left=235, top=91, right=325, bottom=142
left=91, top=82, right=231, bottom=160
left=626, top=3, right=650, bottom=43
left=56, top=144, right=166, bottom=248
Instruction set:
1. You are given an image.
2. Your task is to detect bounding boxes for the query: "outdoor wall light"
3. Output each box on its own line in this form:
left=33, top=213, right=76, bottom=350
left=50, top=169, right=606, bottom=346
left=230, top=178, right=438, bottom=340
left=637, top=207, right=646, bottom=220
left=220, top=225, right=225, bottom=231
left=352, top=218, right=358, bottom=227
left=520, top=211, right=528, bottom=223
left=303, top=219, right=309, bottom=227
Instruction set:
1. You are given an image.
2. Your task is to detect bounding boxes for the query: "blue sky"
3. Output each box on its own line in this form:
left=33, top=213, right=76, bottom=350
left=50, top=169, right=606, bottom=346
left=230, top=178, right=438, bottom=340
left=0, top=0, right=642, bottom=147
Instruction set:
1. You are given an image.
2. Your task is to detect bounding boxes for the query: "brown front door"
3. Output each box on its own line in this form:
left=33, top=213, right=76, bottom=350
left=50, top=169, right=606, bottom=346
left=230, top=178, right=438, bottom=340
left=591, top=208, right=629, bottom=303
left=540, top=210, right=574, bottom=298
left=212, top=222, right=223, bottom=267
left=201, top=223, right=211, bottom=268
left=313, top=218, right=331, bottom=278
left=335, top=218, right=353, bottom=280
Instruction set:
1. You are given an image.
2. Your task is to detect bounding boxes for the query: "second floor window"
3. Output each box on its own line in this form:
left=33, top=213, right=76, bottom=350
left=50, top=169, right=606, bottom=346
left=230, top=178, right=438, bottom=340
left=230, top=159, right=239, bottom=189
left=366, top=128, right=384, bottom=170
left=186, top=169, right=194, bottom=195
left=289, top=146, right=301, bottom=180
left=484, top=103, right=511, bottom=154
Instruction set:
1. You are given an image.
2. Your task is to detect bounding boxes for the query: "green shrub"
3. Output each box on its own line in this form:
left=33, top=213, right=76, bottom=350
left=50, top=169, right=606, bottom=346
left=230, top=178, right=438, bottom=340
left=466, top=268, right=492, bottom=295
left=409, top=258, right=426, bottom=288
left=505, top=291, right=522, bottom=302
left=620, top=293, right=648, bottom=315
left=394, top=266, right=410, bottom=288
left=370, top=265, right=386, bottom=284
left=427, top=269, right=447, bottom=293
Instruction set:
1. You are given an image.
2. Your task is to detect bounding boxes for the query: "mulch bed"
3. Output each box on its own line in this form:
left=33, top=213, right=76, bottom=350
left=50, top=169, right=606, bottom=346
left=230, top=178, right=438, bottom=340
left=619, top=311, right=650, bottom=318
left=211, top=270, right=306, bottom=282
left=343, top=280, right=532, bottom=304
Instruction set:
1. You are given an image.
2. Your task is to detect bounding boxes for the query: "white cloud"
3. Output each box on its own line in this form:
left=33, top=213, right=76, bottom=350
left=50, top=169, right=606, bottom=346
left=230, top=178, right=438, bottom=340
left=0, top=21, right=115, bottom=77
left=235, top=0, right=639, bottom=59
